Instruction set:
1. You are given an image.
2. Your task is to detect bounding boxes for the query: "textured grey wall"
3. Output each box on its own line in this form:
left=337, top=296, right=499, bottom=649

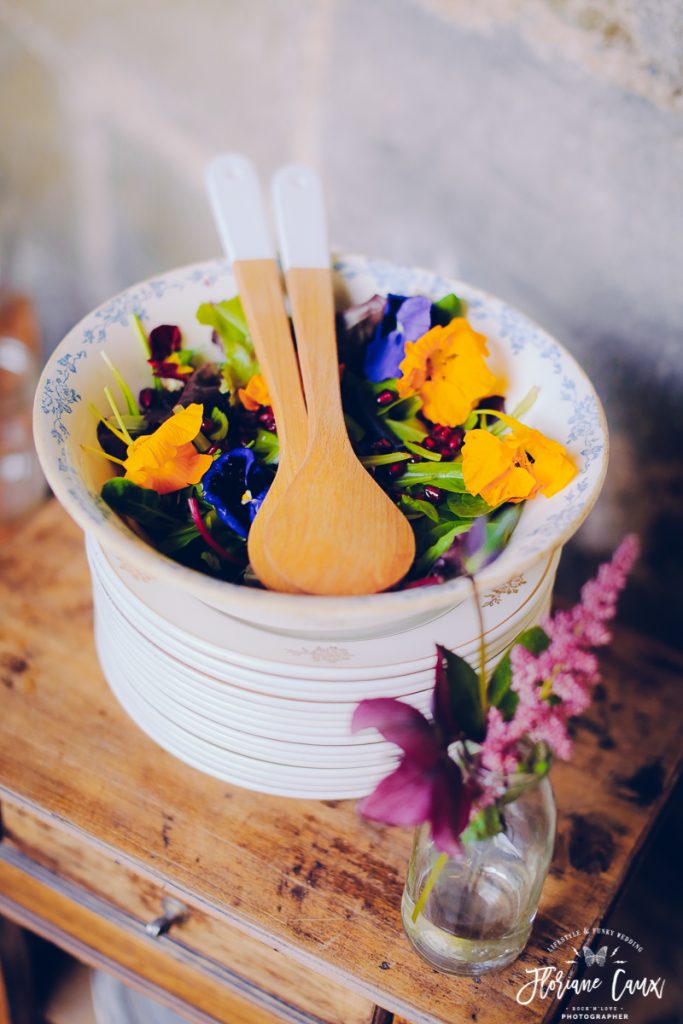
left=1, top=0, right=681, bottom=642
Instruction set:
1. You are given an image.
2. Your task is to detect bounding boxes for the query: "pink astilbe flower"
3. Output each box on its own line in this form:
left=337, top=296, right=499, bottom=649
left=479, top=534, right=639, bottom=781
left=353, top=536, right=639, bottom=847
left=479, top=707, right=521, bottom=775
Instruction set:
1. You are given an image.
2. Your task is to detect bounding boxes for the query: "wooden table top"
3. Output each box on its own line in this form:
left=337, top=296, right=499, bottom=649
left=0, top=501, right=681, bottom=1024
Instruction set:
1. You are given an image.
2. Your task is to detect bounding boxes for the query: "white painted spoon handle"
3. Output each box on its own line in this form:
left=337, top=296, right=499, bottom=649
left=205, top=152, right=307, bottom=463
left=272, top=164, right=329, bottom=270
left=206, top=153, right=275, bottom=262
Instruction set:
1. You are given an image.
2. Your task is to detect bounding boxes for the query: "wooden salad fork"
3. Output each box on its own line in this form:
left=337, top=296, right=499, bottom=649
left=206, top=154, right=307, bottom=592
left=263, top=165, right=416, bottom=595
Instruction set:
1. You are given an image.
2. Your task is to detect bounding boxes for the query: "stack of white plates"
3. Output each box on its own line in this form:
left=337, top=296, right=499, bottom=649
left=88, top=537, right=560, bottom=799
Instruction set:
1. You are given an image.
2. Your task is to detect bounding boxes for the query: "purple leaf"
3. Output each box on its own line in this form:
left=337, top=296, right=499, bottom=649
left=351, top=698, right=440, bottom=767
left=432, top=646, right=459, bottom=739
left=429, top=758, right=472, bottom=857
left=358, top=758, right=435, bottom=827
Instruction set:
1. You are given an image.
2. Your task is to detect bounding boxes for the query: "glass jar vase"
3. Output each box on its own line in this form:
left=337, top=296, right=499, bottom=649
left=401, top=775, right=556, bottom=975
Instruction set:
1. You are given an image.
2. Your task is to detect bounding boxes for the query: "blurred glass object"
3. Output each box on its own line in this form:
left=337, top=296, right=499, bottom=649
left=0, top=292, right=45, bottom=523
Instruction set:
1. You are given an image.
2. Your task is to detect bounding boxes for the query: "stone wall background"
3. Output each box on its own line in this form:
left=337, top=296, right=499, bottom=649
left=1, top=4, right=682, bottom=1017
left=1, top=0, right=681, bottom=644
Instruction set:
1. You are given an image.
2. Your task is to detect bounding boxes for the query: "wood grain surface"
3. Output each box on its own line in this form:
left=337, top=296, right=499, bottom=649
left=264, top=267, right=415, bottom=595
left=0, top=502, right=681, bottom=1024
left=0, top=850, right=310, bottom=1024
left=233, top=258, right=308, bottom=593
left=0, top=802, right=374, bottom=1024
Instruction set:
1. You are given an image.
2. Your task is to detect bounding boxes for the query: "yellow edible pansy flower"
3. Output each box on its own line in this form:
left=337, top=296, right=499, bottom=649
left=159, top=352, right=194, bottom=377
left=396, top=319, right=499, bottom=427
left=123, top=403, right=213, bottom=494
left=461, top=413, right=578, bottom=506
left=238, top=373, right=271, bottom=411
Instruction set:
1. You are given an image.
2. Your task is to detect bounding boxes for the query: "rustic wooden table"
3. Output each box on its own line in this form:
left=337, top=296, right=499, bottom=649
left=0, top=502, right=680, bottom=1024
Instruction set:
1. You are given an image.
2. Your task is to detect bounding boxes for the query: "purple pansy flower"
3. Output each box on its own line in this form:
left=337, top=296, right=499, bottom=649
left=351, top=649, right=472, bottom=856
left=148, top=324, right=182, bottom=363
left=201, top=448, right=271, bottom=539
left=364, top=294, right=433, bottom=382
left=146, top=323, right=193, bottom=380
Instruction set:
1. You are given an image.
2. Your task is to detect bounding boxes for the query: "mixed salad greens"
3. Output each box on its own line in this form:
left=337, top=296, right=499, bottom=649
left=90, top=290, right=577, bottom=591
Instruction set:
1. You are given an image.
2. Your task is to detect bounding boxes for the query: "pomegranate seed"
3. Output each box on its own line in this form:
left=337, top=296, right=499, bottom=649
left=423, top=436, right=437, bottom=451
left=257, top=410, right=276, bottom=432
left=433, top=425, right=451, bottom=441
left=207, top=445, right=219, bottom=455
left=403, top=574, right=443, bottom=589
left=202, top=417, right=215, bottom=434
left=376, top=388, right=397, bottom=406
left=386, top=462, right=406, bottom=479
left=423, top=485, right=444, bottom=504
left=448, top=430, right=464, bottom=451
left=140, top=388, right=154, bottom=409
left=370, top=438, right=393, bottom=453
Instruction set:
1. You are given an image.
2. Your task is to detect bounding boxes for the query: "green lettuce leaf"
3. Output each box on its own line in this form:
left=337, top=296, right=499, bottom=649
left=196, top=299, right=257, bottom=391
left=252, top=428, right=280, bottom=465
left=101, top=478, right=178, bottom=531
left=432, top=292, right=465, bottom=324
left=446, top=492, right=494, bottom=518
left=413, top=519, right=471, bottom=575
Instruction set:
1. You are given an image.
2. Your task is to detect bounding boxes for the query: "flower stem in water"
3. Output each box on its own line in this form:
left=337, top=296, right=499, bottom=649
left=411, top=852, right=448, bottom=924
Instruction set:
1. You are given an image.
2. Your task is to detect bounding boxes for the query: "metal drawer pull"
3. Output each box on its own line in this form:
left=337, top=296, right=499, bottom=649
left=145, top=897, right=189, bottom=938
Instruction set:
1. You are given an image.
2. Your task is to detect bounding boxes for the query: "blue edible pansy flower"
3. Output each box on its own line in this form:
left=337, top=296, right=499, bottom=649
left=364, top=294, right=432, bottom=382
left=201, top=448, right=271, bottom=539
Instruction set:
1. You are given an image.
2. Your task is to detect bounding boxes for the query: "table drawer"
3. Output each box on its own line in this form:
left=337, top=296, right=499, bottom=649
left=0, top=800, right=380, bottom=1024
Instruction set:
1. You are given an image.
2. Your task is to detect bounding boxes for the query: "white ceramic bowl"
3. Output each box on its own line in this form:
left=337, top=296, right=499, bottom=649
left=35, top=255, right=608, bottom=640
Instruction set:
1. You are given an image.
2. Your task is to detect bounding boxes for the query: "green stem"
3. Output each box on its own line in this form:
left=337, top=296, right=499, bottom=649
left=480, top=387, right=540, bottom=437
left=509, top=385, right=540, bottom=421
left=131, top=312, right=162, bottom=391
left=359, top=452, right=412, bottom=467
left=88, top=402, right=128, bottom=444
left=131, top=312, right=150, bottom=356
left=81, top=444, right=126, bottom=467
left=101, top=352, right=139, bottom=415
left=104, top=387, right=133, bottom=445
left=411, top=852, right=448, bottom=924
left=468, top=574, right=488, bottom=716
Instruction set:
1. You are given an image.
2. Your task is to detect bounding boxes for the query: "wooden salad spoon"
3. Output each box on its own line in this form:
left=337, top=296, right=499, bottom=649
left=263, top=165, right=416, bottom=595
left=206, top=154, right=307, bottom=591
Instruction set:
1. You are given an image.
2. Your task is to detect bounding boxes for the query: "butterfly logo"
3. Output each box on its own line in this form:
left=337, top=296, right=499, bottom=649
left=583, top=945, right=608, bottom=967
left=566, top=944, right=625, bottom=967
